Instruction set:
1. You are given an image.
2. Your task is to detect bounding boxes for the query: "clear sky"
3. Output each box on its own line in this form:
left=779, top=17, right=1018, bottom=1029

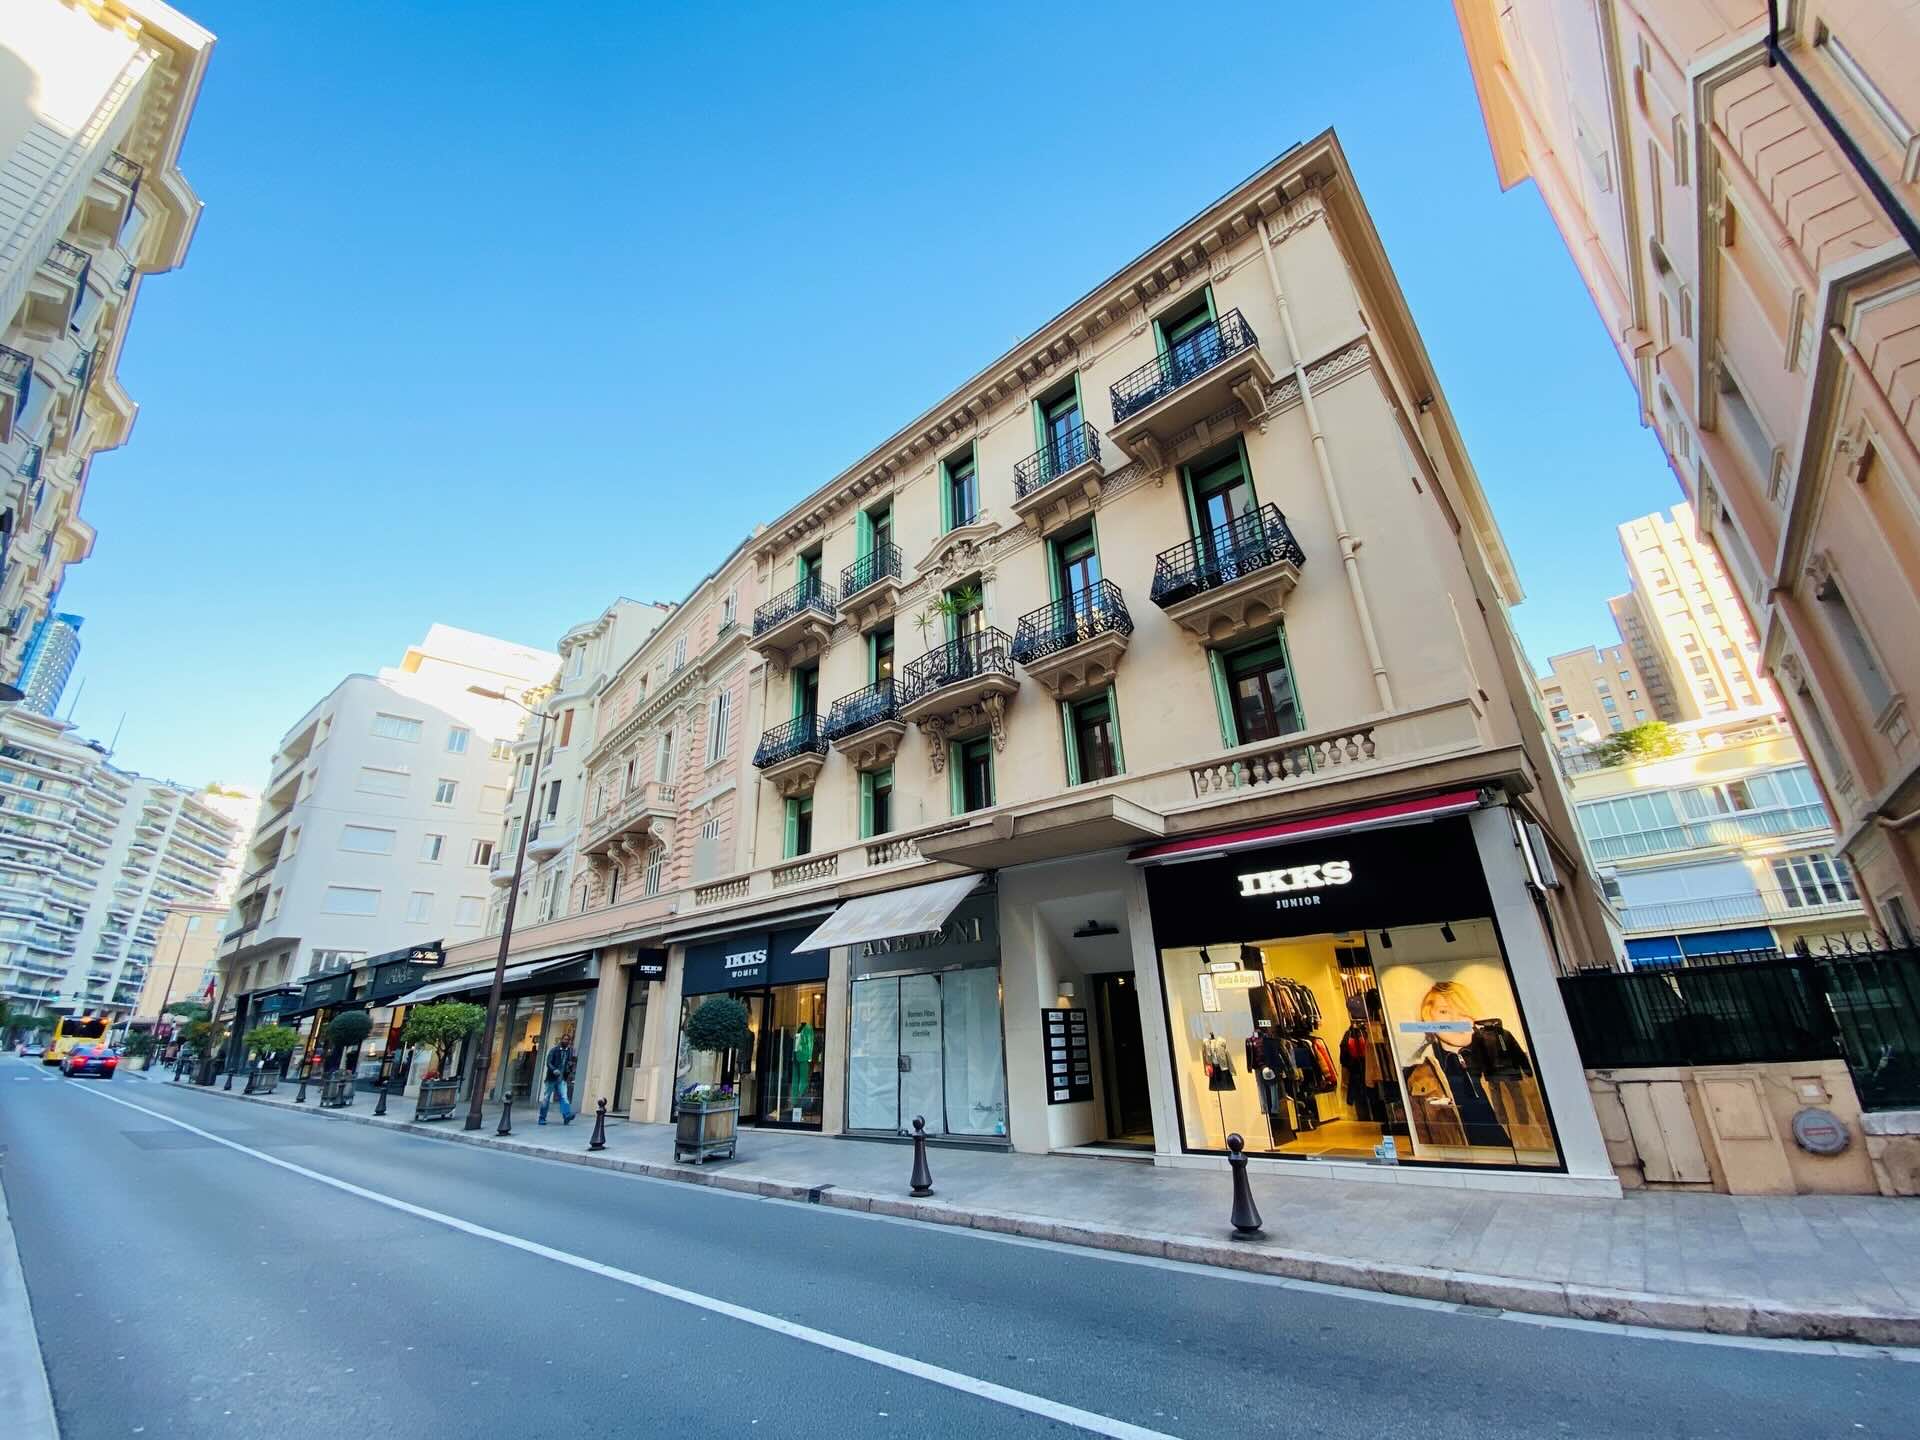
left=64, top=0, right=1681, bottom=787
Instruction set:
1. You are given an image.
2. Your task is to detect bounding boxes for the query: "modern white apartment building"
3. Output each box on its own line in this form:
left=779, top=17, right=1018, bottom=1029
left=0, top=705, right=242, bottom=1020
left=1566, top=714, right=1870, bottom=966
left=1, top=1, right=213, bottom=683
left=483, top=598, right=670, bottom=935
left=220, top=626, right=559, bottom=999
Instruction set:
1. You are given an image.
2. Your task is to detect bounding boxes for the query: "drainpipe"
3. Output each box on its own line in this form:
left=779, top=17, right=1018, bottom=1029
left=1257, top=211, right=1394, bottom=711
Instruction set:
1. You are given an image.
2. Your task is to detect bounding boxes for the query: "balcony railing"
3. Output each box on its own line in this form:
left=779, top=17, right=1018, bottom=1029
left=1011, top=581, right=1133, bottom=665
left=823, top=680, right=899, bottom=741
left=1110, top=310, right=1258, bottom=423
left=899, top=627, right=1016, bottom=707
left=102, top=150, right=143, bottom=194
left=1013, top=422, right=1102, bottom=500
left=753, top=577, right=837, bottom=637
left=1150, top=503, right=1305, bottom=606
left=1586, top=805, right=1836, bottom=862
left=753, top=713, right=828, bottom=770
left=44, top=240, right=90, bottom=283
left=1, top=345, right=29, bottom=404
left=840, top=543, right=903, bottom=600
left=1616, top=888, right=1866, bottom=933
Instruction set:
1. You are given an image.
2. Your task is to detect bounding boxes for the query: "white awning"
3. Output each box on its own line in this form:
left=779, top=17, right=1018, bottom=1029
left=391, top=954, right=580, bottom=1006
left=791, top=875, right=981, bottom=953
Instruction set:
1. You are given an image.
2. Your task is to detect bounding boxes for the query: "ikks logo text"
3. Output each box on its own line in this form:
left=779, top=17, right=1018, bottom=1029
left=1236, top=860, right=1353, bottom=908
left=724, top=949, right=767, bottom=972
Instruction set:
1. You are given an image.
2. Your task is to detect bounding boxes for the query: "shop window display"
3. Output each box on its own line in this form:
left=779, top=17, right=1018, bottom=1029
left=1161, top=920, right=1557, bottom=1168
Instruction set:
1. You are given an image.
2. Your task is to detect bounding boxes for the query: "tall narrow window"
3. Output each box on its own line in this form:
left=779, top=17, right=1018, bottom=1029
left=784, top=795, right=814, bottom=857
left=942, top=447, right=979, bottom=531
left=861, top=767, right=894, bottom=839
left=1215, top=634, right=1303, bottom=746
left=706, top=689, right=731, bottom=763
left=656, top=728, right=675, bottom=782
left=954, top=738, right=994, bottom=814
left=445, top=726, right=470, bottom=753
left=1816, top=574, right=1893, bottom=715
left=1064, top=691, right=1123, bottom=785
left=558, top=708, right=575, bottom=747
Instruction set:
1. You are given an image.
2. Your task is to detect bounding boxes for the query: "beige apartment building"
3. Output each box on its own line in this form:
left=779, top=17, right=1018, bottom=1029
left=1539, top=640, right=1659, bottom=747
left=408, top=133, right=1622, bottom=1196
left=1455, top=2, right=1920, bottom=940
left=1, top=1, right=212, bottom=683
left=131, top=900, right=226, bottom=1019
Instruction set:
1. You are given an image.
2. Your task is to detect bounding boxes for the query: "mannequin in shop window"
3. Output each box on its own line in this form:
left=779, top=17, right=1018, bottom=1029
left=1401, top=981, right=1547, bottom=1152
left=1201, top=1029, right=1236, bottom=1090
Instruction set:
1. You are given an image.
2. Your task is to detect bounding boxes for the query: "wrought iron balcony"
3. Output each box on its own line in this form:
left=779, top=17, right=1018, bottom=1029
left=752, top=577, right=837, bottom=639
left=840, top=543, right=903, bottom=602
left=899, top=628, right=1017, bottom=710
left=101, top=151, right=144, bottom=194
left=1151, top=504, right=1305, bottom=607
left=1110, top=310, right=1260, bottom=424
left=1012, top=582, right=1134, bottom=664
left=1014, top=423, right=1104, bottom=501
left=753, top=713, right=828, bottom=770
left=823, top=680, right=899, bottom=742
left=1011, top=582, right=1134, bottom=701
left=44, top=241, right=90, bottom=283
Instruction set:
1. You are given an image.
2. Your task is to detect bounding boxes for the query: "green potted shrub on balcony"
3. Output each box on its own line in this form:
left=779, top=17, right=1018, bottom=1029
left=401, top=1001, right=486, bottom=1121
left=676, top=996, right=749, bottom=1164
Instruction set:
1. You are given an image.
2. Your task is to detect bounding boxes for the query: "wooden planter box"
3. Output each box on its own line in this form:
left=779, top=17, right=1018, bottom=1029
left=320, top=1071, right=356, bottom=1108
left=415, top=1077, right=461, bottom=1121
left=243, top=1065, right=280, bottom=1095
left=675, top=1100, right=739, bottom=1164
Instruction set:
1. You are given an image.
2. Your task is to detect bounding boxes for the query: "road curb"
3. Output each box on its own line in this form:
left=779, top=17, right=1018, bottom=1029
left=0, top=1166, right=60, bottom=1438
left=164, top=1078, right=1920, bottom=1348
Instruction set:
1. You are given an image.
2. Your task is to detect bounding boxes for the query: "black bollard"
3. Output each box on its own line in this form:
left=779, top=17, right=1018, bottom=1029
left=172, top=1059, right=182, bottom=1083
left=294, top=1068, right=309, bottom=1105
left=909, top=1116, right=935, bottom=1196
left=587, top=1097, right=608, bottom=1151
left=1226, top=1133, right=1263, bottom=1239
left=373, top=1079, right=388, bottom=1117
left=496, top=1094, right=513, bottom=1136
left=224, top=1063, right=235, bottom=1091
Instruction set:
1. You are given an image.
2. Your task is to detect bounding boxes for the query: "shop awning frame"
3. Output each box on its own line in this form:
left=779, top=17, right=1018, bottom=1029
left=791, top=875, right=982, bottom=953
left=390, top=954, right=586, bottom=1006
left=1129, top=789, right=1485, bottom=866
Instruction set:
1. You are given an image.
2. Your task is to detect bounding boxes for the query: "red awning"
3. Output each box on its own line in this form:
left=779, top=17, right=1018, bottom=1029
left=1128, top=789, right=1484, bottom=865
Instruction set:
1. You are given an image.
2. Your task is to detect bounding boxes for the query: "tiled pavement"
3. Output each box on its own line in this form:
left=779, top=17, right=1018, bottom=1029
left=136, top=1065, right=1920, bottom=1346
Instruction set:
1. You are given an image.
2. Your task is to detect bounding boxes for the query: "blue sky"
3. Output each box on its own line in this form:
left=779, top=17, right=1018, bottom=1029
left=65, top=0, right=1679, bottom=786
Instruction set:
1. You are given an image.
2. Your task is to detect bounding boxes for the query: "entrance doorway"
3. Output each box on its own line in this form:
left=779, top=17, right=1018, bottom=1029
left=614, top=987, right=649, bottom=1113
left=1093, top=973, right=1153, bottom=1147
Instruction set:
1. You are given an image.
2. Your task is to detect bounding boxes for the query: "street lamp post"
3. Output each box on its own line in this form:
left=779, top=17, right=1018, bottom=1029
left=464, top=687, right=550, bottom=1133
left=151, top=921, right=193, bottom=1074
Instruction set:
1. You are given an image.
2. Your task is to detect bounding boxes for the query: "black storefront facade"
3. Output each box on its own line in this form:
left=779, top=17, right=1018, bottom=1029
left=1139, top=800, right=1569, bottom=1174
left=430, top=952, right=601, bottom=1108
left=676, top=926, right=828, bottom=1129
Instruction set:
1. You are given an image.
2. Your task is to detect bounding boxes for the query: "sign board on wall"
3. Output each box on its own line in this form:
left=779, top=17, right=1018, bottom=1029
left=1042, top=1008, right=1093, bottom=1104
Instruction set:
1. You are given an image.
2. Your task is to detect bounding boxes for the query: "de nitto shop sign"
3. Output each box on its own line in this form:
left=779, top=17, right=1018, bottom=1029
left=1145, top=815, right=1492, bottom=948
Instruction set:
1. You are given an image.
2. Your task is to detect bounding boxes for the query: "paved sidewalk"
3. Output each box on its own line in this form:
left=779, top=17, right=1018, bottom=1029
left=149, top=1069, right=1920, bottom=1347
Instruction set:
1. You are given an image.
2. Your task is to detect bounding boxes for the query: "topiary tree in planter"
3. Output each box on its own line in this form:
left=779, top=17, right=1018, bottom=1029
left=401, top=1001, right=486, bottom=1079
left=324, top=1010, right=373, bottom=1072
left=244, top=1022, right=300, bottom=1062
left=682, top=996, right=751, bottom=1103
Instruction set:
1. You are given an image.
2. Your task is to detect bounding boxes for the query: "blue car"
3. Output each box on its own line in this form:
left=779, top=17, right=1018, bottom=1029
left=61, top=1044, right=119, bottom=1079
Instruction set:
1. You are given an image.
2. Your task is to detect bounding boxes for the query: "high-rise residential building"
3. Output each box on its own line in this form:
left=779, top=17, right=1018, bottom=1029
left=17, top=611, right=81, bottom=715
left=217, top=626, right=560, bottom=1030
left=1535, top=502, right=1774, bottom=751
left=132, top=900, right=227, bottom=1021
left=1, top=2, right=213, bottom=685
left=1454, top=3, right=1920, bottom=939
left=0, top=706, right=242, bottom=1023
left=327, top=134, right=1626, bottom=1197
left=482, top=599, right=672, bottom=935
left=1538, top=640, right=1659, bottom=748
left=1615, top=504, right=1771, bottom=720
left=1566, top=713, right=1871, bottom=966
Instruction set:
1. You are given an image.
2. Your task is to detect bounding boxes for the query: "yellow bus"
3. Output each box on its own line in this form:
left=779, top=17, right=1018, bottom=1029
left=44, top=1014, right=109, bottom=1066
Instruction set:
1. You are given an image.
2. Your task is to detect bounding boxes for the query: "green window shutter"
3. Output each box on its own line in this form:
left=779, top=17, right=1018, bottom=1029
left=866, top=632, right=878, bottom=686
left=1236, top=436, right=1259, bottom=509
left=1060, top=702, right=1081, bottom=787
left=1106, top=684, right=1127, bottom=774
left=1031, top=396, right=1047, bottom=455
left=795, top=554, right=807, bottom=587
left=1208, top=651, right=1238, bottom=748
left=1202, top=283, right=1217, bottom=323
left=860, top=771, right=874, bottom=839
left=1045, top=537, right=1061, bottom=604
left=1178, top=462, right=1202, bottom=541
left=783, top=798, right=799, bottom=858
left=948, top=741, right=963, bottom=815
left=1071, top=371, right=1084, bottom=420
left=1274, top=623, right=1305, bottom=731
left=939, top=460, right=953, bottom=533
left=856, top=509, right=873, bottom=558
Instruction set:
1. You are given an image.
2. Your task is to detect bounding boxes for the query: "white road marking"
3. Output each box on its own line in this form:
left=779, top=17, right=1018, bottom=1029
left=71, top=1085, right=1176, bottom=1439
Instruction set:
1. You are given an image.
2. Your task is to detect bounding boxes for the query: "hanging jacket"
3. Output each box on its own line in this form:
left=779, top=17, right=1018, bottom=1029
left=1310, top=1036, right=1340, bottom=1093
left=1464, top=1019, right=1533, bottom=1080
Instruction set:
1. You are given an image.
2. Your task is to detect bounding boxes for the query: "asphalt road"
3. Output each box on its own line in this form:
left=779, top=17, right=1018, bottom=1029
left=4, top=1055, right=1919, bottom=1439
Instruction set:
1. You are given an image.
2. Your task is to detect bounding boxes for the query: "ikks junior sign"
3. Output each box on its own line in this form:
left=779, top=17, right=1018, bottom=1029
left=1236, top=859, right=1353, bottom=903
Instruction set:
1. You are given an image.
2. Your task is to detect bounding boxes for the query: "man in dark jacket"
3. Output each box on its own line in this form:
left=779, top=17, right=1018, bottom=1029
left=538, top=1034, right=577, bottom=1125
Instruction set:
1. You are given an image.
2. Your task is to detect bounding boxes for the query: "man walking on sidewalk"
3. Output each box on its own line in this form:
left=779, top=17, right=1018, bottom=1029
left=538, top=1034, right=577, bottom=1125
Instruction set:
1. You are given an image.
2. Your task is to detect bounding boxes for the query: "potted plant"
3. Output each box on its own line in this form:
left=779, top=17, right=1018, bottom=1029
left=676, top=996, right=749, bottom=1164
left=121, top=1030, right=156, bottom=1071
left=242, top=1023, right=298, bottom=1093
left=401, top=1001, right=486, bottom=1120
left=320, top=1011, right=372, bottom=1106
